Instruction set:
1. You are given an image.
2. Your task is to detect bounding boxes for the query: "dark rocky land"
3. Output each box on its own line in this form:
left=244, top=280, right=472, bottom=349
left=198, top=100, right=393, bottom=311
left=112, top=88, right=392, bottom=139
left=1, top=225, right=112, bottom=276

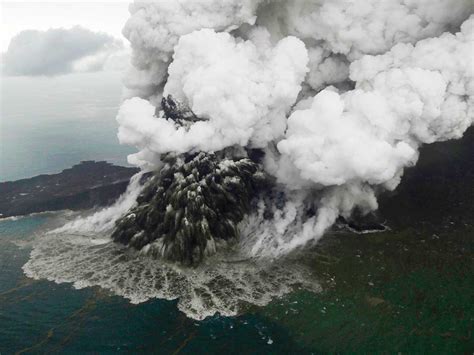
left=0, top=125, right=472, bottom=352
left=0, top=161, right=138, bottom=218
left=112, top=151, right=267, bottom=266
left=1, top=127, right=472, bottom=240
left=112, top=96, right=272, bottom=265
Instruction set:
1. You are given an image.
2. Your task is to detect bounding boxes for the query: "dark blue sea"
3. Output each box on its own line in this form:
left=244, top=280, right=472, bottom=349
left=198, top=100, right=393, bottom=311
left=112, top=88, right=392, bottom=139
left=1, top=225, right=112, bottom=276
left=0, top=214, right=314, bottom=354
left=0, top=72, right=314, bottom=354
left=2, top=72, right=471, bottom=354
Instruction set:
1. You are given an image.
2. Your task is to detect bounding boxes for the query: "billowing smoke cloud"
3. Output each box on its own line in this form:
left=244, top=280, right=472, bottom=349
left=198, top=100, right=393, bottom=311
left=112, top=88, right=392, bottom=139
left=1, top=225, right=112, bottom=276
left=121, top=0, right=261, bottom=101
left=262, top=0, right=472, bottom=58
left=117, top=27, right=308, bottom=166
left=117, top=0, right=474, bottom=256
left=2, top=26, right=127, bottom=76
left=279, top=19, right=473, bottom=186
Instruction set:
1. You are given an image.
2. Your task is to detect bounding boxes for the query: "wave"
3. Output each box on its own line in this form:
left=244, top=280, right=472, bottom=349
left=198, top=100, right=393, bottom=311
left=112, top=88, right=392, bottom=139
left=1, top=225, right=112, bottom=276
left=23, top=229, right=320, bottom=320
left=21, top=171, right=321, bottom=320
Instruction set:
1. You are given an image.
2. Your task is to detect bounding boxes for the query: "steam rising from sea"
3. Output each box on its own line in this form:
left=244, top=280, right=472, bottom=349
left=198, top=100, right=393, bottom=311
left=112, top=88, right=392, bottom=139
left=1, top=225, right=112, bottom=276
left=118, top=0, right=474, bottom=251
left=23, top=176, right=321, bottom=319
left=23, top=206, right=320, bottom=320
left=22, top=0, right=474, bottom=319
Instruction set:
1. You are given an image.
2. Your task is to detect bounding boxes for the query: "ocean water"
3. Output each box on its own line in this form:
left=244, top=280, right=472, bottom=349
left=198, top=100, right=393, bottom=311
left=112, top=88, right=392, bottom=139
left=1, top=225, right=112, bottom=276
left=0, top=72, right=134, bottom=182
left=2, top=214, right=473, bottom=354
left=1, top=73, right=472, bottom=353
left=0, top=214, right=314, bottom=354
left=0, top=73, right=317, bottom=353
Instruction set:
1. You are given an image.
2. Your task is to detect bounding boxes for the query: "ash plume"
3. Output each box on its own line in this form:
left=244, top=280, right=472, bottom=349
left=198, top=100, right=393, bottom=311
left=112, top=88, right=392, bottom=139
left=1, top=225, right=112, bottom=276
left=116, top=0, right=474, bottom=258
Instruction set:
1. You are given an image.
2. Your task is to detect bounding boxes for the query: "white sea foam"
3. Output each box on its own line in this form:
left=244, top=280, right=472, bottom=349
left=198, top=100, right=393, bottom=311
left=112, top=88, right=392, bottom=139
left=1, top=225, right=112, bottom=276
left=20, top=165, right=322, bottom=320
left=23, top=224, right=320, bottom=320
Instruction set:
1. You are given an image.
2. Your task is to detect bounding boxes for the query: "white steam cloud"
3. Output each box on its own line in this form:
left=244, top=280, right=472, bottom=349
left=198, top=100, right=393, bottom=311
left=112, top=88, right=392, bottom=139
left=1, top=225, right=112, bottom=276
left=117, top=0, right=474, bottom=256
left=121, top=0, right=260, bottom=100
left=2, top=26, right=128, bottom=76
left=118, top=28, right=308, bottom=160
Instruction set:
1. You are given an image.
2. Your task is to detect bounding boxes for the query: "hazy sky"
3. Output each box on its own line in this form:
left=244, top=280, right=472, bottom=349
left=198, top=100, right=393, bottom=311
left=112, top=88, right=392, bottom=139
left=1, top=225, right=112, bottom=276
left=1, top=1, right=130, bottom=52
left=0, top=1, right=134, bottom=179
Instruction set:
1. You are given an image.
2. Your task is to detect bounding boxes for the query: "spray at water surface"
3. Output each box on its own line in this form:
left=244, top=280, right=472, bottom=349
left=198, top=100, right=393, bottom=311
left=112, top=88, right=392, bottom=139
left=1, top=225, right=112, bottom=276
left=117, top=0, right=473, bottom=255
left=23, top=0, right=473, bottom=318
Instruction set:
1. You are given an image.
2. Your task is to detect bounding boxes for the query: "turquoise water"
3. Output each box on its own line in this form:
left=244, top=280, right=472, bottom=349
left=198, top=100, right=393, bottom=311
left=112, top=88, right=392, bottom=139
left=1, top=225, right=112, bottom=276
left=0, top=215, right=312, bottom=354
left=3, top=73, right=470, bottom=353
left=0, top=73, right=313, bottom=353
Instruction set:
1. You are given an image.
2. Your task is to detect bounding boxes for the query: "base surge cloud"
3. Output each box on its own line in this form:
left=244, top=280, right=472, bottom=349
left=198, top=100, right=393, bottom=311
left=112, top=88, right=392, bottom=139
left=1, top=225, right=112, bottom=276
left=114, top=0, right=474, bottom=257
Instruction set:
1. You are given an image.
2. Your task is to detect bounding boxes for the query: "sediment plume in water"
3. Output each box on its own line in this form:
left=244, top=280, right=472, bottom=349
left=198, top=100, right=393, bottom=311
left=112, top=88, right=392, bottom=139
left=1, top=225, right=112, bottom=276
left=23, top=215, right=320, bottom=320
left=21, top=0, right=474, bottom=319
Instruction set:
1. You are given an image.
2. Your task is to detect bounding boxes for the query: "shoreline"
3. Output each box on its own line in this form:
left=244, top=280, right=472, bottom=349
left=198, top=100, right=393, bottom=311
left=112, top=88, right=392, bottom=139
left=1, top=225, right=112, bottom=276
left=0, top=160, right=138, bottom=219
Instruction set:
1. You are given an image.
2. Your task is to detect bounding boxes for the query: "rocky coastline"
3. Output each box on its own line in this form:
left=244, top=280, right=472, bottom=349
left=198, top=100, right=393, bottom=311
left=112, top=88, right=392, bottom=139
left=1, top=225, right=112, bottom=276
left=2, top=127, right=472, bottom=263
left=0, top=161, right=138, bottom=218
